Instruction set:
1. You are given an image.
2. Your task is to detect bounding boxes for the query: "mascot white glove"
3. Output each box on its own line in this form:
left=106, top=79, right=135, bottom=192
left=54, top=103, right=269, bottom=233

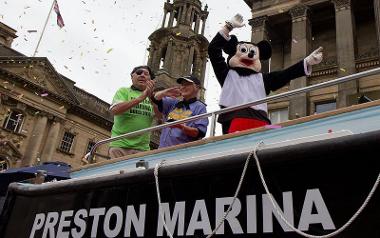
left=305, top=47, right=323, bottom=66
left=225, top=14, right=245, bottom=31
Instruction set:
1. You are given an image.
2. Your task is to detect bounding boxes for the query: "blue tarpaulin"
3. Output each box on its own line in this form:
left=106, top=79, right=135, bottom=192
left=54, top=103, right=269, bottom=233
left=0, top=162, right=71, bottom=195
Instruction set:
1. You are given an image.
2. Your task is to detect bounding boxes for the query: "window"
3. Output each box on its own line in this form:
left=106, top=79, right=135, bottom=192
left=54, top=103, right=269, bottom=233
left=86, top=141, right=96, bottom=154
left=269, top=108, right=289, bottom=124
left=2, top=110, right=24, bottom=133
left=315, top=101, right=336, bottom=114
left=60, top=132, right=75, bottom=153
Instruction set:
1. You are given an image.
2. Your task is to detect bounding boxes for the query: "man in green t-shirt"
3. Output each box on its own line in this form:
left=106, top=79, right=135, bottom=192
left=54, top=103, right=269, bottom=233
left=109, top=65, right=156, bottom=159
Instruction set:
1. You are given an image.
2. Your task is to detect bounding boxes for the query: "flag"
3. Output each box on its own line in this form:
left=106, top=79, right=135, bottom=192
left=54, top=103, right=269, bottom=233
left=53, top=0, right=65, bottom=28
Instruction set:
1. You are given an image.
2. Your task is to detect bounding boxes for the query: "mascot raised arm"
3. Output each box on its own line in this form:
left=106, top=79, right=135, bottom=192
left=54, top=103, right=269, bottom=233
left=208, top=14, right=323, bottom=134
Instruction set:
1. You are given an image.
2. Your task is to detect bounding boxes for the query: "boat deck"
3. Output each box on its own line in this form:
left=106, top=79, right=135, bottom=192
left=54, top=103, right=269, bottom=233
left=71, top=100, right=380, bottom=179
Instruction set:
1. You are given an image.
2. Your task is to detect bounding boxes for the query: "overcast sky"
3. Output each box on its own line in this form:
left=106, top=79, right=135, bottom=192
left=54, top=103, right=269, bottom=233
left=0, top=0, right=253, bottom=112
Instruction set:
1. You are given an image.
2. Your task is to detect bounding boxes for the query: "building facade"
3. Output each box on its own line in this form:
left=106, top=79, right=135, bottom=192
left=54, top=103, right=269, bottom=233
left=244, top=0, right=380, bottom=122
left=0, top=22, right=112, bottom=171
left=147, top=0, right=209, bottom=99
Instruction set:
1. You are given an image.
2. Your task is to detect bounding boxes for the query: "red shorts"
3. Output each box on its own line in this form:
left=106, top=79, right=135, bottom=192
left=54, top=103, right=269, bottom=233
left=228, top=118, right=269, bottom=134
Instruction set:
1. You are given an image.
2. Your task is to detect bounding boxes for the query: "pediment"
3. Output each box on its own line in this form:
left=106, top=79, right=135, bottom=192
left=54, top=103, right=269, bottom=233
left=0, top=57, right=78, bottom=104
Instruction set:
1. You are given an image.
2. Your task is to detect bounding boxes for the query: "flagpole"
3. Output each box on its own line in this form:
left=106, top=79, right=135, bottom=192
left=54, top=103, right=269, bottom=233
left=32, top=0, right=55, bottom=57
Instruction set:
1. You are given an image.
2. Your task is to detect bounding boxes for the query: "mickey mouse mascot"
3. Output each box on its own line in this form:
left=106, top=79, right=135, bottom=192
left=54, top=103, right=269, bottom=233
left=208, top=14, right=323, bottom=134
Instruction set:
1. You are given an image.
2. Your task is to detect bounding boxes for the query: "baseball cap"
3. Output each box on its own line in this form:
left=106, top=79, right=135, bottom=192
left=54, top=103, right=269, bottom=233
left=176, top=75, right=201, bottom=86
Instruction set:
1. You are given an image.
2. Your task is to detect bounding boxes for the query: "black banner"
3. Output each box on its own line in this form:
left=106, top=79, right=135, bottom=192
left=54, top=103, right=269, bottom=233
left=1, top=130, right=379, bottom=238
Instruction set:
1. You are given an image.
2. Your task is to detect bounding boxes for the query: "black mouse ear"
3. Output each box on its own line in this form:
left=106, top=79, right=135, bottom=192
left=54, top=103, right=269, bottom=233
left=257, top=40, right=272, bottom=60
left=223, top=35, right=238, bottom=56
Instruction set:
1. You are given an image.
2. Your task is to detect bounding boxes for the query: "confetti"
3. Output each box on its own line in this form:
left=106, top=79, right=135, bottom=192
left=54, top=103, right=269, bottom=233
left=27, top=30, right=37, bottom=33
left=17, top=94, right=23, bottom=99
left=176, top=32, right=181, bottom=36
left=59, top=106, right=65, bottom=110
left=340, top=68, right=346, bottom=72
left=106, top=48, right=113, bottom=53
left=64, top=65, right=69, bottom=69
left=81, top=66, right=85, bottom=70
left=40, top=93, right=49, bottom=97
left=292, top=39, right=298, bottom=43
left=278, top=9, right=284, bottom=13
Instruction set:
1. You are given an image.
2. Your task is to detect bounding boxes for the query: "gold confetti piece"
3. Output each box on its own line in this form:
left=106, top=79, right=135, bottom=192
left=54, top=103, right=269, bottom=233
left=106, top=48, right=113, bottom=53
left=17, top=94, right=23, bottom=99
left=340, top=68, right=346, bottom=72
left=59, top=106, right=65, bottom=110
left=176, top=32, right=181, bottom=36
left=34, top=92, right=39, bottom=96
left=35, top=111, right=40, bottom=115
left=3, top=81, right=8, bottom=84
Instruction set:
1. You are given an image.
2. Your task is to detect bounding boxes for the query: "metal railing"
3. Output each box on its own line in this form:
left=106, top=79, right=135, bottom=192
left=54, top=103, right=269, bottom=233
left=87, top=67, right=380, bottom=162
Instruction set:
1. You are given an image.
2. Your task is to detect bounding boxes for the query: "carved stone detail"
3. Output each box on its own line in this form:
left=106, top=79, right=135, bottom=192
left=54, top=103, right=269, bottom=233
left=331, top=0, right=351, bottom=11
left=289, top=4, right=309, bottom=21
left=248, top=16, right=268, bottom=29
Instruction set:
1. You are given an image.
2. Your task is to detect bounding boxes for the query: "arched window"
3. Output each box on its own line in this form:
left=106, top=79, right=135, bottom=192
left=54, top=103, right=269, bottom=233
left=2, top=110, right=24, bottom=133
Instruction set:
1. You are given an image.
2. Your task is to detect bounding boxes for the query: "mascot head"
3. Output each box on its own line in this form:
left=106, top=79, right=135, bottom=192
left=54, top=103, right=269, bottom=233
left=223, top=35, right=272, bottom=73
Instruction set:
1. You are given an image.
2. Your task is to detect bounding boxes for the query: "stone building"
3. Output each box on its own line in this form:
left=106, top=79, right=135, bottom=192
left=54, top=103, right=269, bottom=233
left=0, top=22, right=112, bottom=171
left=147, top=0, right=209, bottom=100
left=244, top=0, right=380, bottom=123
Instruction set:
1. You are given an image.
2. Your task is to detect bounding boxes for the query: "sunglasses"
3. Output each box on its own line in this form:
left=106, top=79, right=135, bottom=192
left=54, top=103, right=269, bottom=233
left=135, top=69, right=150, bottom=76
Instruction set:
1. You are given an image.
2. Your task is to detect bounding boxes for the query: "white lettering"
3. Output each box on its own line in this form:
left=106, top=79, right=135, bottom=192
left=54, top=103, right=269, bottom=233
left=125, top=204, right=146, bottom=237
left=215, top=197, right=243, bottom=234
left=263, top=192, right=294, bottom=233
left=298, top=189, right=336, bottom=231
left=157, top=202, right=185, bottom=236
left=42, top=212, right=59, bottom=238
left=57, top=210, right=73, bottom=238
left=71, top=209, right=87, bottom=238
left=89, top=207, right=106, bottom=237
left=186, top=200, right=212, bottom=235
left=104, top=206, right=123, bottom=237
left=246, top=195, right=257, bottom=234
left=29, top=213, right=45, bottom=238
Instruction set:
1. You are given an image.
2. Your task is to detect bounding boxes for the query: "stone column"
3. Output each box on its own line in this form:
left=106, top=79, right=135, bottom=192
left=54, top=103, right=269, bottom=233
left=162, top=10, right=168, bottom=28
left=187, top=45, right=195, bottom=74
left=289, top=4, right=311, bottom=119
left=22, top=114, right=48, bottom=166
left=332, top=0, right=357, bottom=108
left=168, top=10, right=175, bottom=27
left=164, top=39, right=173, bottom=71
left=201, top=18, right=206, bottom=35
left=194, top=18, right=200, bottom=34
left=41, top=118, right=62, bottom=162
left=374, top=0, right=380, bottom=57
left=181, top=6, right=187, bottom=23
left=147, top=44, right=155, bottom=67
left=249, top=15, right=269, bottom=72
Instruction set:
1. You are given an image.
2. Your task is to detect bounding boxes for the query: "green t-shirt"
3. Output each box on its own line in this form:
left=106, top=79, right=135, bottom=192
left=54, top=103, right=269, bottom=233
left=110, top=87, right=153, bottom=151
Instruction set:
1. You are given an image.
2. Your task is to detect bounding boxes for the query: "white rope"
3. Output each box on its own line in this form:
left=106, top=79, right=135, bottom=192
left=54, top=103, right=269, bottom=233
left=251, top=141, right=380, bottom=238
left=154, top=151, right=253, bottom=238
